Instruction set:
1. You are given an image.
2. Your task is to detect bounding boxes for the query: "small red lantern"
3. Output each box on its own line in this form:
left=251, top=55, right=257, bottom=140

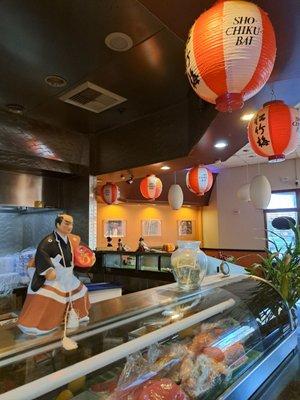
left=97, top=182, right=119, bottom=204
left=185, top=0, right=276, bottom=112
left=186, top=166, right=213, bottom=196
left=248, top=100, right=300, bottom=162
left=140, top=175, right=162, bottom=200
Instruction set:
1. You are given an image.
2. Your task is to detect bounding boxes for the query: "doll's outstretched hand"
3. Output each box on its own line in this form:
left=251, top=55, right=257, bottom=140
left=45, top=269, right=56, bottom=280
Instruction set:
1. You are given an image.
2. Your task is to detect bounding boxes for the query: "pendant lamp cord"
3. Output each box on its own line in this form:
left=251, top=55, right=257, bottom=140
left=174, top=171, right=177, bottom=185
left=257, top=162, right=261, bottom=175
left=271, top=88, right=276, bottom=101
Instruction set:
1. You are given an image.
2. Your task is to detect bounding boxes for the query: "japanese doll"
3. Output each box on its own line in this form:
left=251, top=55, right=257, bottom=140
left=18, top=214, right=95, bottom=335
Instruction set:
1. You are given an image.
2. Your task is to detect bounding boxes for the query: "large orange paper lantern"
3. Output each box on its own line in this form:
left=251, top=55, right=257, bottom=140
left=97, top=182, right=119, bottom=204
left=186, top=166, right=213, bottom=196
left=248, top=100, right=300, bottom=162
left=185, top=0, right=276, bottom=112
left=140, top=175, right=162, bottom=200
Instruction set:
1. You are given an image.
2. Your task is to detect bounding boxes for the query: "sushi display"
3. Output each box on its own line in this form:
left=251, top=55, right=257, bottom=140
left=62, top=317, right=258, bottom=400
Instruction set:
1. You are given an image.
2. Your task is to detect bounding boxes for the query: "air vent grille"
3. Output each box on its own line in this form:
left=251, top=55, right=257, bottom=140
left=60, top=82, right=127, bottom=113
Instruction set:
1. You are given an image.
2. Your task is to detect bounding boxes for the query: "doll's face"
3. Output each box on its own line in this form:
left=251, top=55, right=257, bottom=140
left=57, top=215, right=73, bottom=235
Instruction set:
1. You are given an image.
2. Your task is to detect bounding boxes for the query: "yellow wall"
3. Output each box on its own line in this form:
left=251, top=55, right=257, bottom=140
left=97, top=203, right=203, bottom=250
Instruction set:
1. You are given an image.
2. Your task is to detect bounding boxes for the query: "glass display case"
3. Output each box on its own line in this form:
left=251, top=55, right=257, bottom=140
left=0, top=275, right=297, bottom=400
left=97, top=251, right=172, bottom=272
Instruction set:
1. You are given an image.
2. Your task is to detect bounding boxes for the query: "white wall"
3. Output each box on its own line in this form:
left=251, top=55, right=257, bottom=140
left=202, top=184, right=219, bottom=248
left=202, top=158, right=300, bottom=250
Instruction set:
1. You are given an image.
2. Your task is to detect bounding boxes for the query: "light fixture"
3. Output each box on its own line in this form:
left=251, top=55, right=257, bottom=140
left=161, top=166, right=171, bottom=170
left=126, top=176, right=134, bottom=185
left=214, top=141, right=228, bottom=149
left=45, top=75, right=67, bottom=88
left=241, top=113, right=255, bottom=121
left=105, top=32, right=133, bottom=52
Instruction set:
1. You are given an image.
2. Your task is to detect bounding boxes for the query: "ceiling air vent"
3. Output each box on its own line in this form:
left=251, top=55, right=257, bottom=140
left=60, top=81, right=127, bottom=113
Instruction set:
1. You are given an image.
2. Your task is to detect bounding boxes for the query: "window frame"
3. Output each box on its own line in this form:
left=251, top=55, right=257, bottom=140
left=263, top=189, right=300, bottom=250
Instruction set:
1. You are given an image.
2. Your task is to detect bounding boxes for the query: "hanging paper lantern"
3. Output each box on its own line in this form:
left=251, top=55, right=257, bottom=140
left=250, top=175, right=271, bottom=209
left=185, top=0, right=276, bottom=112
left=168, top=184, right=184, bottom=210
left=97, top=182, right=119, bottom=204
left=186, top=166, right=213, bottom=196
left=140, top=175, right=162, bottom=200
left=237, top=183, right=251, bottom=202
left=248, top=100, right=300, bottom=162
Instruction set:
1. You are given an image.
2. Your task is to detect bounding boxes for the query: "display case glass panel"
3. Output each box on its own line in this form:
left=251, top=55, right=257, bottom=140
left=0, top=277, right=293, bottom=400
left=140, top=255, right=159, bottom=271
left=160, top=254, right=172, bottom=272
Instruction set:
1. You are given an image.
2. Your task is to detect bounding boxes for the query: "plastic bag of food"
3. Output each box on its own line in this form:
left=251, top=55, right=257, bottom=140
left=110, top=352, right=154, bottom=399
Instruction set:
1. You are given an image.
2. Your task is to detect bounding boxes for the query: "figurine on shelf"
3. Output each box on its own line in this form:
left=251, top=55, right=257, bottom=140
left=106, top=236, right=113, bottom=247
left=136, top=237, right=150, bottom=252
left=117, top=238, right=128, bottom=251
left=18, top=214, right=96, bottom=335
left=117, top=238, right=124, bottom=251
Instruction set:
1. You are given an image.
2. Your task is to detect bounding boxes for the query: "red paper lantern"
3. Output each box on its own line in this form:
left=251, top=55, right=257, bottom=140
left=74, top=244, right=95, bottom=269
left=140, top=175, right=162, bottom=200
left=185, top=0, right=276, bottom=112
left=186, top=166, right=213, bottom=196
left=248, top=100, right=300, bottom=162
left=97, top=182, right=119, bottom=204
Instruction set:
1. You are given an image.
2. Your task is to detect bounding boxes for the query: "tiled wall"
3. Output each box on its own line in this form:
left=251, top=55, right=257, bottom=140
left=0, top=210, right=60, bottom=256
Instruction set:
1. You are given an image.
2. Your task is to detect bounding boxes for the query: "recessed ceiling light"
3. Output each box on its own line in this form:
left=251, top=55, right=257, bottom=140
left=214, top=141, right=228, bottom=149
left=45, top=75, right=67, bottom=88
left=105, top=32, right=133, bottom=52
left=6, top=104, right=24, bottom=114
left=161, top=166, right=171, bottom=170
left=241, top=113, right=255, bottom=121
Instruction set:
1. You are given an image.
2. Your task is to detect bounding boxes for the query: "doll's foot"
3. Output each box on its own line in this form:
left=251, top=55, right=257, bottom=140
left=79, top=315, right=89, bottom=323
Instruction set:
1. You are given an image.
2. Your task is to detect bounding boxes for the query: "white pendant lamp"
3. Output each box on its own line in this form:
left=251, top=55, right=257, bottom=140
left=250, top=175, right=271, bottom=209
left=237, top=183, right=251, bottom=202
left=168, top=184, right=183, bottom=210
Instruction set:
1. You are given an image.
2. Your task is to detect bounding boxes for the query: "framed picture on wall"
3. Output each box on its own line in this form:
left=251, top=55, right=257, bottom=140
left=141, top=219, right=162, bottom=237
left=103, top=220, right=126, bottom=238
left=178, top=220, right=193, bottom=236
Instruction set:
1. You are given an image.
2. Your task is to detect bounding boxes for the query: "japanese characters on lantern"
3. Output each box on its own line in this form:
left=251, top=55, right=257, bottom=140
left=185, top=0, right=276, bottom=112
left=140, top=175, right=163, bottom=200
left=248, top=100, right=300, bottom=162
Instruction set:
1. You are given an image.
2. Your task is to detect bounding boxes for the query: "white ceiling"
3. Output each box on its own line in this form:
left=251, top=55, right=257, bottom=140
left=218, top=138, right=300, bottom=169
